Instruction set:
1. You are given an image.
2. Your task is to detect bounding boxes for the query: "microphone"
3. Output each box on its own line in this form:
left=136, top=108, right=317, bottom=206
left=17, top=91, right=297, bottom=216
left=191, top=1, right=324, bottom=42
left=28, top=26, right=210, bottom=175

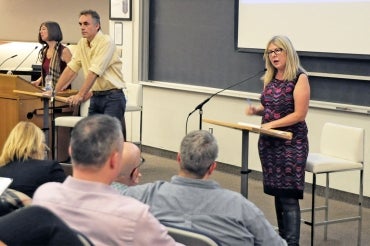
left=7, top=46, right=38, bottom=74
left=188, top=69, right=266, bottom=116
left=0, top=54, right=18, bottom=69
left=186, top=69, right=266, bottom=132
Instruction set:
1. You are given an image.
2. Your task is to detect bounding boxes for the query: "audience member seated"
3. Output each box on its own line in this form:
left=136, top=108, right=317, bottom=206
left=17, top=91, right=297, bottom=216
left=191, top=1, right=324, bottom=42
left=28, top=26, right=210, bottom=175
left=0, top=189, right=32, bottom=216
left=0, top=122, right=66, bottom=197
left=112, top=142, right=143, bottom=188
left=0, top=205, right=92, bottom=245
left=32, top=115, right=181, bottom=246
left=116, top=130, right=287, bottom=246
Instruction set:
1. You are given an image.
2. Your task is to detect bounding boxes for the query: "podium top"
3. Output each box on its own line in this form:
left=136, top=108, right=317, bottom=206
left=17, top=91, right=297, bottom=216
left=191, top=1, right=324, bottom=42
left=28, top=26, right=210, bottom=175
left=203, top=118, right=293, bottom=140
left=13, top=89, right=77, bottom=103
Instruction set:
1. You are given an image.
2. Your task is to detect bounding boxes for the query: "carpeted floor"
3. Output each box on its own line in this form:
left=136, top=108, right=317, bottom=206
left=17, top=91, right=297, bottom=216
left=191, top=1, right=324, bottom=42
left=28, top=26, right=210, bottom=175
left=138, top=151, right=369, bottom=246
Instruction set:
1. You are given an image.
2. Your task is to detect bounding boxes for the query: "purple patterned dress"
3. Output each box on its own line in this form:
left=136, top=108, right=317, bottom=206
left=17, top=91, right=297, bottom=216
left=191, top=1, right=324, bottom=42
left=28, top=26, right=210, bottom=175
left=258, top=72, right=309, bottom=199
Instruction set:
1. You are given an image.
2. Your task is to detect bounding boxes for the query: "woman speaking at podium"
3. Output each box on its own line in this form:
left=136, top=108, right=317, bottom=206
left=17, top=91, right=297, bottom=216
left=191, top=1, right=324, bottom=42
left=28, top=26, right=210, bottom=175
left=245, top=35, right=310, bottom=246
left=31, top=21, right=72, bottom=90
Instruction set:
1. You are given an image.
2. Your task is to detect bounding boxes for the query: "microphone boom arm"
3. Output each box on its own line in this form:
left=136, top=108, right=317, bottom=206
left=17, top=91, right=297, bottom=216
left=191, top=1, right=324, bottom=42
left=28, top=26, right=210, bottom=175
left=8, top=46, right=38, bottom=74
left=187, top=69, right=265, bottom=131
left=0, top=55, right=18, bottom=68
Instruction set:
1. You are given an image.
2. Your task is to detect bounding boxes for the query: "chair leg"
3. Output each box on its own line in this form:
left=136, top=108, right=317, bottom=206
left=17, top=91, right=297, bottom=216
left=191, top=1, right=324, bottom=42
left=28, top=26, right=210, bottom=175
left=139, top=109, right=143, bottom=152
left=357, top=169, right=363, bottom=246
left=310, top=174, right=316, bottom=246
left=303, top=168, right=363, bottom=246
left=54, top=126, right=58, bottom=161
left=324, top=173, right=329, bottom=240
left=51, top=119, right=56, bottom=160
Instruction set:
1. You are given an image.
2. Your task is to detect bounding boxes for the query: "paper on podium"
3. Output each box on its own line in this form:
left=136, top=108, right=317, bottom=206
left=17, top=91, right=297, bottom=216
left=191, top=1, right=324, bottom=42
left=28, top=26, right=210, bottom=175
left=237, top=122, right=293, bottom=140
left=237, top=122, right=261, bottom=129
left=202, top=118, right=292, bottom=140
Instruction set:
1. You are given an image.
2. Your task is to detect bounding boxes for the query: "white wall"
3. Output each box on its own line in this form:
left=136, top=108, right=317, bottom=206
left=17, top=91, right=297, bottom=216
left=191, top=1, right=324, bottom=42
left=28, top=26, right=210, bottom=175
left=0, top=0, right=108, bottom=43
left=0, top=42, right=41, bottom=72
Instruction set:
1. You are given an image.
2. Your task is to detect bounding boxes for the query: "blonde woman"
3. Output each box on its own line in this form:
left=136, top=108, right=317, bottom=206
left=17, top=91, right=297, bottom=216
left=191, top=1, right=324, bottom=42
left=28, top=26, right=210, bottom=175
left=0, top=122, right=66, bottom=197
left=246, top=35, right=310, bottom=245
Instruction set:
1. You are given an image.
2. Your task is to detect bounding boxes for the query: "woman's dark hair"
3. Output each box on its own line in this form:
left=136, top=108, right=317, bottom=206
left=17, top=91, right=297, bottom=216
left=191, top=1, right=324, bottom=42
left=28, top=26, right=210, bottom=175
left=37, top=21, right=64, bottom=62
left=38, top=21, right=63, bottom=43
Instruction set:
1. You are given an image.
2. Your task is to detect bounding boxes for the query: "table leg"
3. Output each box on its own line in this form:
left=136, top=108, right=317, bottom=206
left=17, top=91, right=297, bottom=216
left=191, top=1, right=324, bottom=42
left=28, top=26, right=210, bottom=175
left=42, top=98, right=49, bottom=159
left=240, top=130, right=251, bottom=198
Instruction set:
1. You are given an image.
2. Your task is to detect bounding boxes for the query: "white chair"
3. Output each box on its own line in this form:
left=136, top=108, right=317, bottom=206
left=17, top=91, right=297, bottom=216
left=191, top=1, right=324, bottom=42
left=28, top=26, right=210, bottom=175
left=301, top=122, right=364, bottom=246
left=165, top=225, right=221, bottom=246
left=124, top=83, right=143, bottom=150
left=53, top=99, right=90, bottom=161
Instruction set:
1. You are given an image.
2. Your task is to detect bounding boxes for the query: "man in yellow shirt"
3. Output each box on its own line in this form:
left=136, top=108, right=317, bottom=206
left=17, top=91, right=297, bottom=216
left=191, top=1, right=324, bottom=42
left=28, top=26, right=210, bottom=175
left=54, top=9, right=126, bottom=137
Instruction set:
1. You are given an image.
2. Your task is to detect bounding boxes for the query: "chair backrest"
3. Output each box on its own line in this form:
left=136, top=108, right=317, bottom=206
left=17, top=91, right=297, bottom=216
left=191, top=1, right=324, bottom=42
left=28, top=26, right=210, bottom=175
left=80, top=99, right=90, bottom=117
left=165, top=225, right=221, bottom=246
left=320, top=122, right=364, bottom=163
left=74, top=230, right=94, bottom=246
left=60, top=163, right=73, bottom=176
left=124, top=83, right=143, bottom=108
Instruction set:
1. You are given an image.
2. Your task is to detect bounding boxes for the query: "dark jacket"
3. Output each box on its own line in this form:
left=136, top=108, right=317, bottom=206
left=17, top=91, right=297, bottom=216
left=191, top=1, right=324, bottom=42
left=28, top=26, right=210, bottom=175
left=0, top=159, right=66, bottom=198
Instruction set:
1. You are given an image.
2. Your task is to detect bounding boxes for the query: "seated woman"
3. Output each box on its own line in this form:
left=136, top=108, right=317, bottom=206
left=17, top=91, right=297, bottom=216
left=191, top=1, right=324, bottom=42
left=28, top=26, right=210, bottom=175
left=0, top=122, right=66, bottom=198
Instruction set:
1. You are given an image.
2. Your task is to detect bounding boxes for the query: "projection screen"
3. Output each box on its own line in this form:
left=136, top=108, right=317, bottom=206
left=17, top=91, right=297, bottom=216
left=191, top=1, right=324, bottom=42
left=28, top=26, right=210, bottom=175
left=237, top=0, right=370, bottom=56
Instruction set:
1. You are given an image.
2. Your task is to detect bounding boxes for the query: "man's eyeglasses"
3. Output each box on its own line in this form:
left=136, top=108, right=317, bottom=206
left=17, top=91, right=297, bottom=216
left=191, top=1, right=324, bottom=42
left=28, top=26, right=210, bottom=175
left=267, top=48, right=283, bottom=56
left=130, top=158, right=145, bottom=178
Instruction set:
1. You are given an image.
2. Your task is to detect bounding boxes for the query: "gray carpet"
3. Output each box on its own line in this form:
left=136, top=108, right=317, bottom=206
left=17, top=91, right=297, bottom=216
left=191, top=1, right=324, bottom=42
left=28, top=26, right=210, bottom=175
left=139, top=150, right=369, bottom=246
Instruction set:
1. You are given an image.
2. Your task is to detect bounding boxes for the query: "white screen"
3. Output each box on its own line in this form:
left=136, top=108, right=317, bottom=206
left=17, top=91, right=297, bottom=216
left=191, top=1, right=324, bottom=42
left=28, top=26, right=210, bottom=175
left=237, top=0, right=370, bottom=55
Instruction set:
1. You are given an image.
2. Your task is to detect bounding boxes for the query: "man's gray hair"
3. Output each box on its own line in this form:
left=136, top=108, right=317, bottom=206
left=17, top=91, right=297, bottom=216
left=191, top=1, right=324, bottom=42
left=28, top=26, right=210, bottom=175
left=80, top=9, right=101, bottom=30
left=70, top=114, right=123, bottom=168
left=179, top=130, right=218, bottom=178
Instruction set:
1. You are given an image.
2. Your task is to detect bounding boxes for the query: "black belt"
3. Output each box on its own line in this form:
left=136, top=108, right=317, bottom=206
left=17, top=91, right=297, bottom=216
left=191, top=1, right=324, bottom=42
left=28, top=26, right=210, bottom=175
left=92, top=88, right=122, bottom=96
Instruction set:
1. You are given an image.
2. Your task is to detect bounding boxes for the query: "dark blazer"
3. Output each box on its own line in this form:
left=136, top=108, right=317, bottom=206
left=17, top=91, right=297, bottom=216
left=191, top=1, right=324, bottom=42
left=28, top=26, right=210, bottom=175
left=0, top=159, right=66, bottom=198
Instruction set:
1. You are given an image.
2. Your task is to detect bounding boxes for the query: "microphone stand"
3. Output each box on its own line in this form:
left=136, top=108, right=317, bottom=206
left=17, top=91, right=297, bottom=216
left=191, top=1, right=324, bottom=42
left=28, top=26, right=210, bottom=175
left=8, top=46, right=38, bottom=74
left=0, top=55, right=17, bottom=68
left=27, top=105, right=70, bottom=119
left=187, top=69, right=265, bottom=131
left=51, top=90, right=56, bottom=160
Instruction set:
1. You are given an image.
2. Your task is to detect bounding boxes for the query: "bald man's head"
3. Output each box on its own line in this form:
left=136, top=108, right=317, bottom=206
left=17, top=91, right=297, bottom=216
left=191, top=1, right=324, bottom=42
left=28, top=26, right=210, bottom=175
left=116, top=142, right=142, bottom=185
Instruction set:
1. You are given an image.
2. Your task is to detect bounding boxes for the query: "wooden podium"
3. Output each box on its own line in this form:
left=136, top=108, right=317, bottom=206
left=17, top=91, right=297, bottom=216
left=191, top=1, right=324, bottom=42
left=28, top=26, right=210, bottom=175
left=0, top=74, right=74, bottom=157
left=203, top=118, right=292, bottom=198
